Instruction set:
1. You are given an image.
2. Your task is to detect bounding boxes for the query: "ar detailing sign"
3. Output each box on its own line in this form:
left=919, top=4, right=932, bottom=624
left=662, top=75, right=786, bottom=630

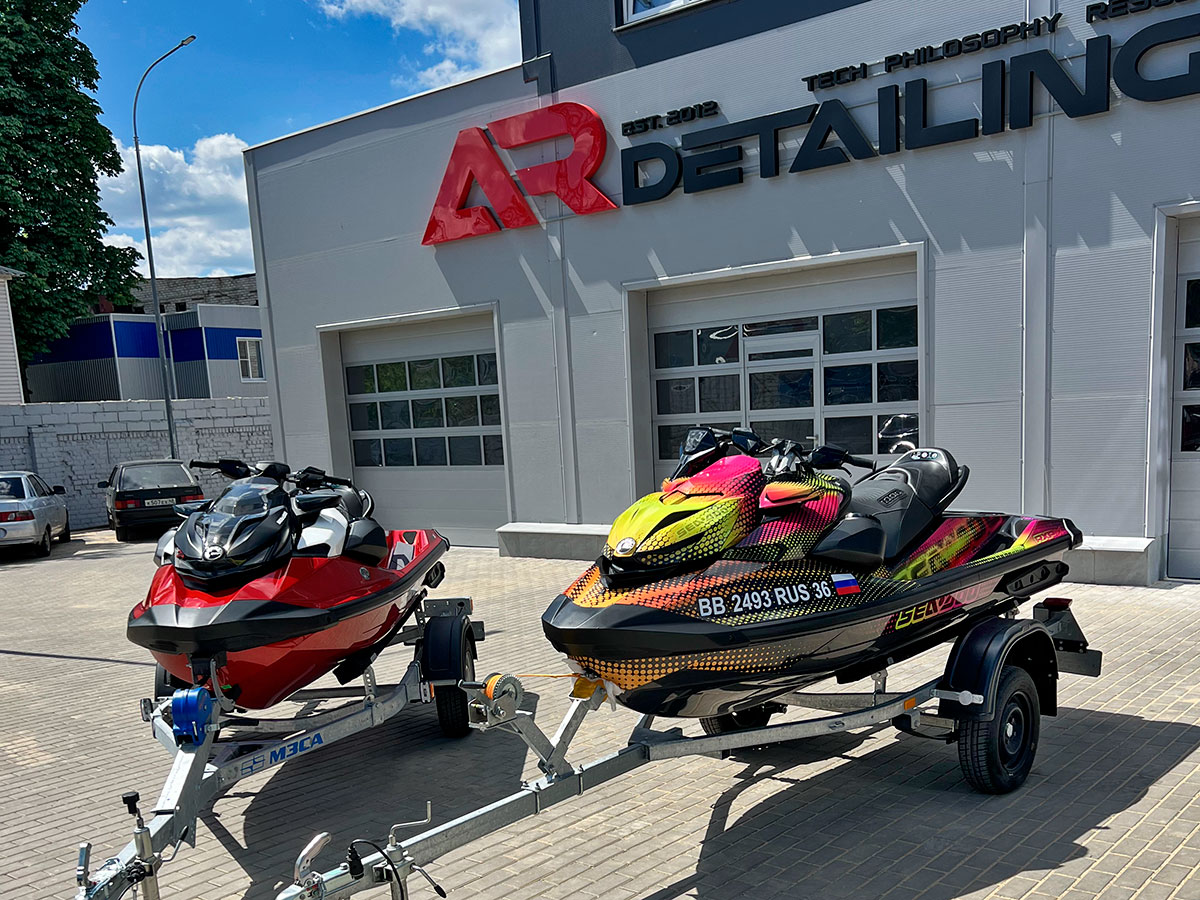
left=622, top=12, right=1200, bottom=205
left=422, top=101, right=617, bottom=245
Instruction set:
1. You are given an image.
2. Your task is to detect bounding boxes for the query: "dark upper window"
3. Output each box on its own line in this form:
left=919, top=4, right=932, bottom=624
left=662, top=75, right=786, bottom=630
left=625, top=0, right=709, bottom=25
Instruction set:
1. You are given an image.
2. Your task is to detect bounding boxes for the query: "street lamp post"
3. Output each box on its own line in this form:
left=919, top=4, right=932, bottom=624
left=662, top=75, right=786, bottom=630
left=132, top=35, right=195, bottom=460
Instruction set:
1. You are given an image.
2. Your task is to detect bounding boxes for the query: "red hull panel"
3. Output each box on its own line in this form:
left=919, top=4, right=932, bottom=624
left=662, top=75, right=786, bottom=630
left=135, top=528, right=446, bottom=709
left=153, top=600, right=402, bottom=708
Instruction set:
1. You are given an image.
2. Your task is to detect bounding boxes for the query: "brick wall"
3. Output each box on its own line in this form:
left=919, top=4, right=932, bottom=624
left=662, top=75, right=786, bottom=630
left=131, top=274, right=257, bottom=314
left=0, top=397, right=274, bottom=528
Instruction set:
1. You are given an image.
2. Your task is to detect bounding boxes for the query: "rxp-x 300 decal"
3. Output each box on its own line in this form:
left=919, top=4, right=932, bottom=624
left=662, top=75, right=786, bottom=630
left=423, top=102, right=617, bottom=245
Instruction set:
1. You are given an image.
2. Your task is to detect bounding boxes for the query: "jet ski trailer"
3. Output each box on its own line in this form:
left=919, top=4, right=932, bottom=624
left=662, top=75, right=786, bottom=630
left=73, top=593, right=483, bottom=900
left=269, top=598, right=1100, bottom=900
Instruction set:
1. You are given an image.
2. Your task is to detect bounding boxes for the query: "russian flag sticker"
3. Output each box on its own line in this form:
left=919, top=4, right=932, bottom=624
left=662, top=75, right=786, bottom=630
left=832, top=573, right=861, bottom=595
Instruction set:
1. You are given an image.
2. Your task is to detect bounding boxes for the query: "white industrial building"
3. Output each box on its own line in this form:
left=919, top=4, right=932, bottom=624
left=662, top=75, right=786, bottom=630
left=245, top=0, right=1200, bottom=582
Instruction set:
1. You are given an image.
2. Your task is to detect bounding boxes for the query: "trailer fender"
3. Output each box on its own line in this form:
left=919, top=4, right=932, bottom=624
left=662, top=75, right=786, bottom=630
left=420, top=613, right=476, bottom=683
left=939, top=617, right=1058, bottom=721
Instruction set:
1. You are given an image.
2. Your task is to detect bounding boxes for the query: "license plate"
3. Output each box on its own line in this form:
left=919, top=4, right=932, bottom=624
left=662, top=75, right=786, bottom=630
left=144, top=498, right=174, bottom=507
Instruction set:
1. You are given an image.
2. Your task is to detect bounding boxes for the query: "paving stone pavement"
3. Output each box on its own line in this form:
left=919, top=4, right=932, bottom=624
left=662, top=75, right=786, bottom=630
left=2, top=530, right=1200, bottom=900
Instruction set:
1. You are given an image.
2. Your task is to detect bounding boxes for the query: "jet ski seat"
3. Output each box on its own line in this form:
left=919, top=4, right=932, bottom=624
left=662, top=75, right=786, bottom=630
left=847, top=448, right=970, bottom=560
left=329, top=484, right=377, bottom=522
left=327, top=484, right=388, bottom=565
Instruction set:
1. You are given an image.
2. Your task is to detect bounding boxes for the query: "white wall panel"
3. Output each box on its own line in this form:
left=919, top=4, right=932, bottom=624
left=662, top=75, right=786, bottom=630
left=930, top=401, right=1022, bottom=514
left=1052, top=246, right=1152, bottom=398
left=930, top=250, right=1024, bottom=406
left=1050, top=396, right=1148, bottom=535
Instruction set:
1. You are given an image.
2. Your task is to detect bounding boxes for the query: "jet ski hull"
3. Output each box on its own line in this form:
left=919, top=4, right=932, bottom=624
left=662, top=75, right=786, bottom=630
left=129, top=529, right=447, bottom=709
left=544, top=515, right=1080, bottom=718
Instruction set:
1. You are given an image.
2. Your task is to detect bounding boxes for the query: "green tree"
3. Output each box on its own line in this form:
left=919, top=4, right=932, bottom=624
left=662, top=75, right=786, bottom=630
left=0, top=0, right=141, bottom=361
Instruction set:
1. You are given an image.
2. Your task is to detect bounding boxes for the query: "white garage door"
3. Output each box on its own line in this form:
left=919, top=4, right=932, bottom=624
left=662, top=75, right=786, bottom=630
left=647, top=259, right=920, bottom=484
left=340, top=314, right=508, bottom=547
left=1169, top=221, right=1200, bottom=578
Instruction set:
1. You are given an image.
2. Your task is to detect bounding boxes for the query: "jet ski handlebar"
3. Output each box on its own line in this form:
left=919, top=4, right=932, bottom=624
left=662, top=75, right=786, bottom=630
left=188, top=459, right=356, bottom=491
left=289, top=465, right=354, bottom=491
left=764, top=441, right=878, bottom=477
left=189, top=458, right=254, bottom=479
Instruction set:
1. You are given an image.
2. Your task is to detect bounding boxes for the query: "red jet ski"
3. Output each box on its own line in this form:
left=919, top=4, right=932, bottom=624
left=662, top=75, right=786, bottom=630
left=127, top=459, right=449, bottom=710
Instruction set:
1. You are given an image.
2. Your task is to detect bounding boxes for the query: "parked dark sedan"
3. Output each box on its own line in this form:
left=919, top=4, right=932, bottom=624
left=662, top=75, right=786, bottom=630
left=99, top=460, right=203, bottom=541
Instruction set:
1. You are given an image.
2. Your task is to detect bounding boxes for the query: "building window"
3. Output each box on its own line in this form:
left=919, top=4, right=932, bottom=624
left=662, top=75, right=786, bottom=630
left=237, top=337, right=265, bottom=381
left=650, top=301, right=920, bottom=465
left=625, top=0, right=707, bottom=24
left=345, top=351, right=503, bottom=468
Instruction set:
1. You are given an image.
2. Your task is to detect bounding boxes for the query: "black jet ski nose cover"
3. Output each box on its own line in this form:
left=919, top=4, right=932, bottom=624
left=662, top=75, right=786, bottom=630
left=173, top=478, right=294, bottom=584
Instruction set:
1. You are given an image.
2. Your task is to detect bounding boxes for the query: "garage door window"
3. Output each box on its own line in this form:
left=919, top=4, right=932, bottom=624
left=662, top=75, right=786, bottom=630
left=346, top=351, right=503, bottom=468
left=651, top=302, right=920, bottom=465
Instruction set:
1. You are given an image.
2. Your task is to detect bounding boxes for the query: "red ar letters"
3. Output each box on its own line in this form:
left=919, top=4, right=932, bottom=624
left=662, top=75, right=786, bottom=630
left=422, top=102, right=617, bottom=245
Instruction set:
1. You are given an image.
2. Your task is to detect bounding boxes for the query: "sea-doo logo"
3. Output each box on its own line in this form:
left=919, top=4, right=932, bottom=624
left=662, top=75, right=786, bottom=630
left=614, top=537, right=638, bottom=556
left=893, top=595, right=964, bottom=630
left=423, top=102, right=617, bottom=245
left=203, top=545, right=224, bottom=561
left=878, top=489, right=905, bottom=507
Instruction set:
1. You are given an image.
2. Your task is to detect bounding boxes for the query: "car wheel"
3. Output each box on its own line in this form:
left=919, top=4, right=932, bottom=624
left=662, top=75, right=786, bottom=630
left=33, top=527, right=52, bottom=557
left=59, top=515, right=71, bottom=543
left=115, top=525, right=131, bottom=542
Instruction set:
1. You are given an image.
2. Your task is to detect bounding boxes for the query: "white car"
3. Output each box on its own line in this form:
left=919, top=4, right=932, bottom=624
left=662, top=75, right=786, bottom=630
left=0, top=470, right=70, bottom=556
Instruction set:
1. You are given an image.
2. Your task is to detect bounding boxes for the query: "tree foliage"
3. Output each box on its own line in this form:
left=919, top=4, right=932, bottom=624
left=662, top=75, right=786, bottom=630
left=0, top=0, right=141, bottom=360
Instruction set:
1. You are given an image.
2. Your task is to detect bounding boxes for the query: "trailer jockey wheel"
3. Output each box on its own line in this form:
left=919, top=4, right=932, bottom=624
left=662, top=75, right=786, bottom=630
left=958, top=665, right=1040, bottom=794
left=435, top=638, right=475, bottom=739
left=700, top=705, right=773, bottom=736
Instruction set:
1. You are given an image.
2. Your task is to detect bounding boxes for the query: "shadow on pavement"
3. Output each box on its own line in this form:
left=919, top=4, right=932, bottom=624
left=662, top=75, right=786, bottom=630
left=210, top=690, right=542, bottom=900
left=0, top=534, right=154, bottom=565
left=643, top=708, right=1200, bottom=900
left=0, top=648, right=155, bottom=667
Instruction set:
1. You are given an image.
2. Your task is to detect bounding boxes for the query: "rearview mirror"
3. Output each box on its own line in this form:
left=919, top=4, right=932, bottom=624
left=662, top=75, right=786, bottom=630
left=294, top=492, right=341, bottom=515
left=731, top=428, right=764, bottom=454
left=97, top=481, right=108, bottom=489
left=173, top=500, right=211, bottom=518
left=52, top=485, right=65, bottom=495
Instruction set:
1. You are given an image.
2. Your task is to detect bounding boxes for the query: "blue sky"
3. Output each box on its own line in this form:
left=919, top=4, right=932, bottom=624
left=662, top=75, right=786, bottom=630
left=77, top=0, right=520, bottom=277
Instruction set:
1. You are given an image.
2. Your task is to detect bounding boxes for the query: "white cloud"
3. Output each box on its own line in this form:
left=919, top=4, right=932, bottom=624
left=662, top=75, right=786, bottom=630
left=317, top=0, right=520, bottom=90
left=100, top=134, right=254, bottom=277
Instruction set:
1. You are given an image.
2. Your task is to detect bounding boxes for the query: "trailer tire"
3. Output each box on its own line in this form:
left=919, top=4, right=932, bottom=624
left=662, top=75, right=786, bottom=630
left=435, top=640, right=474, bottom=739
left=700, top=705, right=773, bottom=735
left=958, top=664, right=1040, bottom=794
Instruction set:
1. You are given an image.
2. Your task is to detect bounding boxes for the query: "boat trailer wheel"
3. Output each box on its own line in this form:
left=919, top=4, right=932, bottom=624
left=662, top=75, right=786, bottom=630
left=957, top=665, right=1040, bottom=794
left=434, top=631, right=475, bottom=739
